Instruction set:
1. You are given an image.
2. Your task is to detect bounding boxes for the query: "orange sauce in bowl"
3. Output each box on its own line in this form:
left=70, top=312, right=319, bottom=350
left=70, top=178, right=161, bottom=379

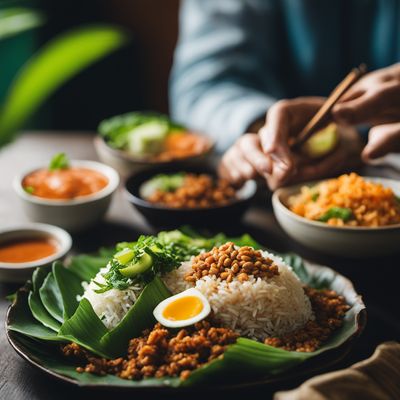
left=0, top=238, right=58, bottom=263
left=22, top=167, right=108, bottom=200
left=154, top=132, right=211, bottom=161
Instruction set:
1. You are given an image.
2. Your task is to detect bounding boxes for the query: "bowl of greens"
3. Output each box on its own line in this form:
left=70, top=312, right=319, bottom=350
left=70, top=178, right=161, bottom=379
left=6, top=229, right=365, bottom=390
left=95, top=112, right=214, bottom=176
left=124, top=165, right=257, bottom=227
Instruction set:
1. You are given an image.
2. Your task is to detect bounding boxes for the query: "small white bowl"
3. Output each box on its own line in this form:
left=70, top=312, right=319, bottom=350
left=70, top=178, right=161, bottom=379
left=272, top=176, right=400, bottom=258
left=0, top=223, right=72, bottom=283
left=13, top=160, right=120, bottom=232
left=94, top=135, right=215, bottom=177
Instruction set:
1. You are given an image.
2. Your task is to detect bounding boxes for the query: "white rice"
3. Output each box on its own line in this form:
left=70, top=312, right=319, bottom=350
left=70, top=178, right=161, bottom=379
left=162, top=250, right=313, bottom=340
left=80, top=266, right=145, bottom=329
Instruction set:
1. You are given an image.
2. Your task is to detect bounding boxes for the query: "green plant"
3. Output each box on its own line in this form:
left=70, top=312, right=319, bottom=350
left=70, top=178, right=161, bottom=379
left=0, top=8, right=130, bottom=147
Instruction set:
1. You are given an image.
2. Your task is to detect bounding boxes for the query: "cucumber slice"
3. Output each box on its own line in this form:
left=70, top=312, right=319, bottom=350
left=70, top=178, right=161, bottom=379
left=114, top=248, right=135, bottom=265
left=127, top=122, right=169, bottom=156
left=119, top=253, right=153, bottom=277
left=301, top=123, right=339, bottom=159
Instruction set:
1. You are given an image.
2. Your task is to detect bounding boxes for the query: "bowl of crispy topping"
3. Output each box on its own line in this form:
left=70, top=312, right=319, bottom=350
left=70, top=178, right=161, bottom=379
left=124, top=166, right=256, bottom=227
left=272, top=173, right=400, bottom=257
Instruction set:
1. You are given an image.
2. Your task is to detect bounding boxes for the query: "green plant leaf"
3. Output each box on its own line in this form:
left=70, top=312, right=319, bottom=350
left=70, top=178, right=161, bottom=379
left=39, top=272, right=64, bottom=323
left=52, top=261, right=83, bottom=319
left=48, top=152, right=69, bottom=171
left=58, top=298, right=110, bottom=358
left=0, top=7, right=44, bottom=40
left=8, top=286, right=63, bottom=341
left=67, top=251, right=112, bottom=282
left=101, top=277, right=171, bottom=357
left=9, top=332, right=180, bottom=388
left=0, top=24, right=130, bottom=146
left=28, top=291, right=61, bottom=332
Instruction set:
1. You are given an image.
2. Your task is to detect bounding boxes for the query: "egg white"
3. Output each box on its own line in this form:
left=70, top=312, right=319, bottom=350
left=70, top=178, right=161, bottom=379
left=153, top=288, right=211, bottom=328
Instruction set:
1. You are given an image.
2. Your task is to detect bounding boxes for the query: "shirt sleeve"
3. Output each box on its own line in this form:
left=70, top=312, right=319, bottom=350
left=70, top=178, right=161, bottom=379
left=169, top=0, right=284, bottom=152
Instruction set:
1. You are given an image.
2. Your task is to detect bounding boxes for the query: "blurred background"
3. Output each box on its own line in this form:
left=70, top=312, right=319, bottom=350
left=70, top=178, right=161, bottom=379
left=0, top=0, right=180, bottom=131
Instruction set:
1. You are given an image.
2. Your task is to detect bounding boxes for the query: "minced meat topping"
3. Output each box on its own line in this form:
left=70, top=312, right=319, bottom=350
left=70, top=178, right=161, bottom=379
left=62, top=320, right=238, bottom=381
left=264, top=287, right=350, bottom=352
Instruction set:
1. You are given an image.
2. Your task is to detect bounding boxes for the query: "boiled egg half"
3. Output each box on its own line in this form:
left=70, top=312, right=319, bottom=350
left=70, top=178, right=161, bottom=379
left=153, top=288, right=211, bottom=328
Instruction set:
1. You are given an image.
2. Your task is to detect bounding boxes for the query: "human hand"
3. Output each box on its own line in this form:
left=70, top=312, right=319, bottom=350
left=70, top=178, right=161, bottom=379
left=219, top=97, right=363, bottom=189
left=332, top=64, right=400, bottom=127
left=257, top=97, right=325, bottom=188
left=218, top=133, right=270, bottom=184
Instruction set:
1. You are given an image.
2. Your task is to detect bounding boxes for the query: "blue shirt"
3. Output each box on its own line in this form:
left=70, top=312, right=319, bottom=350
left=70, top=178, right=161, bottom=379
left=170, top=0, right=400, bottom=152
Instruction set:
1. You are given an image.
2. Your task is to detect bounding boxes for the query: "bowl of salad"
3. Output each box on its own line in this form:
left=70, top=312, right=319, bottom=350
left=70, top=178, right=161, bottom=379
left=95, top=112, right=214, bottom=176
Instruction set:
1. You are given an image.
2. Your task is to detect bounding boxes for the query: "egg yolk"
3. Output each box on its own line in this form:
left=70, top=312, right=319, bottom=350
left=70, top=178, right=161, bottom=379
left=162, top=296, right=204, bottom=321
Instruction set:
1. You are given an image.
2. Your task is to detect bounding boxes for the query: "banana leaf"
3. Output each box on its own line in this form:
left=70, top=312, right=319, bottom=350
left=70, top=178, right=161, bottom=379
left=8, top=285, right=64, bottom=342
left=67, top=249, right=113, bottom=282
left=101, top=277, right=171, bottom=357
left=39, top=272, right=64, bottom=323
left=28, top=266, right=61, bottom=331
left=58, top=277, right=171, bottom=358
left=52, top=261, right=83, bottom=319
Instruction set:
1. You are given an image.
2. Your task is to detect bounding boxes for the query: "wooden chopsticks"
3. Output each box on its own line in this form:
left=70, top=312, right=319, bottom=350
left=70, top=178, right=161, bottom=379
left=290, top=64, right=367, bottom=149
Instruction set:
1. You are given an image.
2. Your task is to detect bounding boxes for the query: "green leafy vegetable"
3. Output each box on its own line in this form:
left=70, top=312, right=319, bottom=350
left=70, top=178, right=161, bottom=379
left=140, top=173, right=185, bottom=198
left=98, top=112, right=186, bottom=151
left=96, top=235, right=185, bottom=293
left=48, top=152, right=69, bottom=171
left=318, top=207, right=353, bottom=222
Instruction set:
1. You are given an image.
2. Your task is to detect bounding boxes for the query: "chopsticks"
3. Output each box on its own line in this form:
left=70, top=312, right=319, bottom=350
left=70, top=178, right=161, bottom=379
left=290, top=64, right=367, bottom=149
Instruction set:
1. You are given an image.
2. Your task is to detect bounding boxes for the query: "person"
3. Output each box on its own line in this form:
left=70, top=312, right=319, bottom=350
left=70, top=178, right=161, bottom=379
left=170, top=0, right=400, bottom=189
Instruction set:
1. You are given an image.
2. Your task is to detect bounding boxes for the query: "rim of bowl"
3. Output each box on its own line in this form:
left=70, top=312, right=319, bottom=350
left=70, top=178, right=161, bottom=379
left=272, top=176, right=400, bottom=232
left=94, top=134, right=215, bottom=165
left=13, top=160, right=120, bottom=206
left=0, top=223, right=72, bottom=269
left=124, top=178, right=257, bottom=212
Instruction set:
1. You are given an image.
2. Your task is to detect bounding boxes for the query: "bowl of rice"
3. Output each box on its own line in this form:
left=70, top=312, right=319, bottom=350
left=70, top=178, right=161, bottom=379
left=272, top=173, right=400, bottom=257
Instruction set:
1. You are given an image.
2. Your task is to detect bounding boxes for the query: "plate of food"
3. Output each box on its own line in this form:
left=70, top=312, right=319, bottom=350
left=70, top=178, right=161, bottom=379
left=273, top=173, right=400, bottom=257
left=6, top=229, right=365, bottom=390
left=124, top=166, right=256, bottom=226
left=95, top=112, right=214, bottom=176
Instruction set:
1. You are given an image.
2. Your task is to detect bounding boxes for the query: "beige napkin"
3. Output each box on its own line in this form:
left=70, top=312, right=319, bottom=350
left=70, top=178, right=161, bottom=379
left=274, top=342, right=400, bottom=400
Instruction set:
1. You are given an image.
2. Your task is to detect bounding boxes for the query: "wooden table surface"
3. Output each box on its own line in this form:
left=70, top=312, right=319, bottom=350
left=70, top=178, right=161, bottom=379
left=1, top=132, right=400, bottom=400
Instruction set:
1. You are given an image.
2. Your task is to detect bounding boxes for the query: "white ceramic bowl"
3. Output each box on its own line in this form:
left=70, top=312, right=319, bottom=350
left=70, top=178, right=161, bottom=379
left=13, top=160, right=120, bottom=232
left=94, top=135, right=215, bottom=177
left=272, top=176, right=400, bottom=257
left=0, top=223, right=72, bottom=283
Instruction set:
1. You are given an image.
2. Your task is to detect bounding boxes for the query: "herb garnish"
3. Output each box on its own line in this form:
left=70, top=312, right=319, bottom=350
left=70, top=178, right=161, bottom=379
left=49, top=152, right=69, bottom=171
left=318, top=207, right=353, bottom=223
left=93, top=229, right=263, bottom=293
left=24, top=186, right=35, bottom=194
left=311, top=192, right=319, bottom=202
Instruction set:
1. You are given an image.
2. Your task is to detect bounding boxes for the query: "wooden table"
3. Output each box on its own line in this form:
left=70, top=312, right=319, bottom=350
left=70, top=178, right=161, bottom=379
left=1, top=132, right=400, bottom=400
